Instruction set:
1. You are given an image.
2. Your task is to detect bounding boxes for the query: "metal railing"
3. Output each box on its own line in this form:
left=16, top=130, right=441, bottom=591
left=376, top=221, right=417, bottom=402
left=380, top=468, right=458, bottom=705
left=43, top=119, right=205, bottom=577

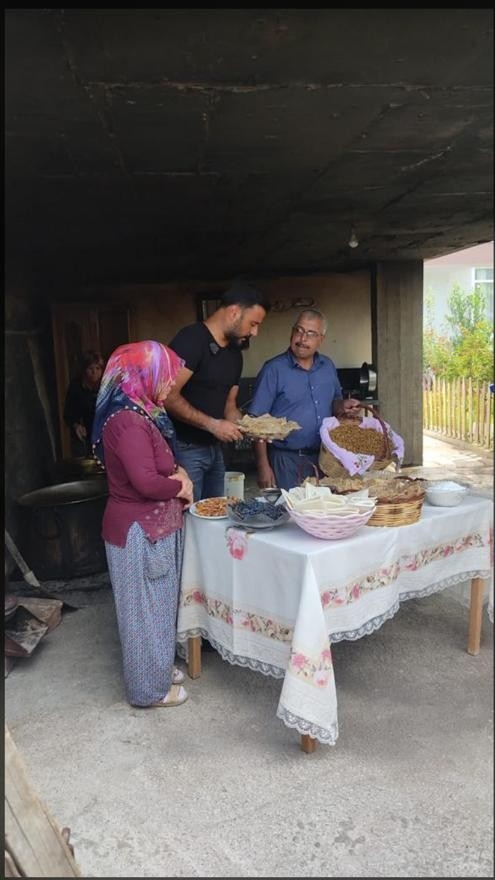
left=423, top=377, right=494, bottom=450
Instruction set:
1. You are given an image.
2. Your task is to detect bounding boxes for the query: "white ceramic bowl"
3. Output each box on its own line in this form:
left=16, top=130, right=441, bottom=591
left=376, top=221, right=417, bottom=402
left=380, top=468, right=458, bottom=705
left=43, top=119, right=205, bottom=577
left=425, top=481, right=469, bottom=507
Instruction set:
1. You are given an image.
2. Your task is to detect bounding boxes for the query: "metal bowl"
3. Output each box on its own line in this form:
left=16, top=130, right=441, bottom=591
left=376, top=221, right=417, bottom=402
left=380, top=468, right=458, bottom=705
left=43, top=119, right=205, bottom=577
left=259, top=487, right=282, bottom=502
left=227, top=498, right=289, bottom=529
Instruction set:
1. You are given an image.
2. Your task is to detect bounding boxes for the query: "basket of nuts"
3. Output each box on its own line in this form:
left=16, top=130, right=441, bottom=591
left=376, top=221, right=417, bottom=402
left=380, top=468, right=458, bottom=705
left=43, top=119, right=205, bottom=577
left=318, top=406, right=403, bottom=479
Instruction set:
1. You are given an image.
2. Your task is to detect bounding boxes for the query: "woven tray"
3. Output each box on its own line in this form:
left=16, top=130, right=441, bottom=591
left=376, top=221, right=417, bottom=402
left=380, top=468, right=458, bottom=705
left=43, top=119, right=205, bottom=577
left=236, top=413, right=301, bottom=441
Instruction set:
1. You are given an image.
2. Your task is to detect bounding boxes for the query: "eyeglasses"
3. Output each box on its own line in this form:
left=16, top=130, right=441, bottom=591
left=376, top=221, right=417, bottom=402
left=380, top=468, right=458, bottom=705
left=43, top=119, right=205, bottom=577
left=292, top=325, right=321, bottom=340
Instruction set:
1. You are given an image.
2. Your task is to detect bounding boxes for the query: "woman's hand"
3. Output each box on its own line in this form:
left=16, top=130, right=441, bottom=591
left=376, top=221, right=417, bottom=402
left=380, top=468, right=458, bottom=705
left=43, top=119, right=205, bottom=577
left=169, top=471, right=194, bottom=508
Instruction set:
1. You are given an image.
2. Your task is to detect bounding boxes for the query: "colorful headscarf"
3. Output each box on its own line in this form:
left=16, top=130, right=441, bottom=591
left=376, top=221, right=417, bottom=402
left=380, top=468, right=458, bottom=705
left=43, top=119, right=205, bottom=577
left=91, top=341, right=184, bottom=465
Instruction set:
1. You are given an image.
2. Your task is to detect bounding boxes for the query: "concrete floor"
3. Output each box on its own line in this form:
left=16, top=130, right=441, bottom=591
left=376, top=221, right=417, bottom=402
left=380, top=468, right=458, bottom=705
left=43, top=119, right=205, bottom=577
left=5, top=434, right=494, bottom=878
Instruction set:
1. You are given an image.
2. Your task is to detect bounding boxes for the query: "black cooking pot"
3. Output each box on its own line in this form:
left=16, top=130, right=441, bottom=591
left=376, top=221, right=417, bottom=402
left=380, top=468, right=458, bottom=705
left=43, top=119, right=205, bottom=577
left=17, top=480, right=108, bottom=580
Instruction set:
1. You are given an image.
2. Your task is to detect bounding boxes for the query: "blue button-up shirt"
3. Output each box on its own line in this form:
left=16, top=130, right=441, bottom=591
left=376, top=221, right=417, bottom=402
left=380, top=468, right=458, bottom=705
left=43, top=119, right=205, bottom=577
left=248, top=349, right=343, bottom=450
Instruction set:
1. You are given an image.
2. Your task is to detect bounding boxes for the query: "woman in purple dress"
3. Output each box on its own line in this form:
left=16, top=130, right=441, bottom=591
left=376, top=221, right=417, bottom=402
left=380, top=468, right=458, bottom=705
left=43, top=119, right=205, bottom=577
left=92, top=341, right=193, bottom=708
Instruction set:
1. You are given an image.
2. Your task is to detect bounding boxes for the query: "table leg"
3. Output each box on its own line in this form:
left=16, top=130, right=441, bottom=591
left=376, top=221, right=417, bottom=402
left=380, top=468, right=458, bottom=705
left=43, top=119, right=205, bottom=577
left=467, top=577, right=485, bottom=656
left=187, top=635, right=202, bottom=678
left=300, top=734, right=317, bottom=754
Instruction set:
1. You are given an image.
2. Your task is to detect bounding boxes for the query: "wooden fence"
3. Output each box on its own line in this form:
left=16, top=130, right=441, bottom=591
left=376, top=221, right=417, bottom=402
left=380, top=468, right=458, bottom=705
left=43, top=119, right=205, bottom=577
left=423, top=377, right=494, bottom=449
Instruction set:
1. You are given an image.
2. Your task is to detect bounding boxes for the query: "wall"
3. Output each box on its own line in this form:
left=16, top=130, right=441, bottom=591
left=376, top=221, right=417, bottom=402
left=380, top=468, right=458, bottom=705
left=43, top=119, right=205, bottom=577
left=5, top=284, right=60, bottom=568
left=86, top=270, right=372, bottom=377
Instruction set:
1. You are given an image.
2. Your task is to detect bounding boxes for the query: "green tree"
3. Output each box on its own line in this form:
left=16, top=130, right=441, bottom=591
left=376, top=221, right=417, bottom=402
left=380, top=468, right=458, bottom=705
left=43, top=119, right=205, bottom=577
left=423, top=283, right=493, bottom=382
left=423, top=328, right=453, bottom=375
left=444, top=283, right=490, bottom=347
left=450, top=324, right=494, bottom=381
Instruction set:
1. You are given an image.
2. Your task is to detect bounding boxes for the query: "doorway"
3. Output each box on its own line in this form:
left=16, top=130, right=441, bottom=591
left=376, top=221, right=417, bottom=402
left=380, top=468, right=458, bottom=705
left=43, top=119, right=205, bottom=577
left=51, top=302, right=135, bottom=458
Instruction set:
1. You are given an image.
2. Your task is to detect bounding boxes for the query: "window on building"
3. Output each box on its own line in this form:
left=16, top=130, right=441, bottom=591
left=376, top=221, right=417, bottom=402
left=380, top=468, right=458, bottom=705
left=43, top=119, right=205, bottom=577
left=473, top=267, right=494, bottom=318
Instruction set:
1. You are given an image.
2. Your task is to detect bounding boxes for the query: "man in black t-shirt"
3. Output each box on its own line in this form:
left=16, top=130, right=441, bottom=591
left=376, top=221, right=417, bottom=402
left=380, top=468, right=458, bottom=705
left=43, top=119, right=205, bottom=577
left=167, top=282, right=269, bottom=501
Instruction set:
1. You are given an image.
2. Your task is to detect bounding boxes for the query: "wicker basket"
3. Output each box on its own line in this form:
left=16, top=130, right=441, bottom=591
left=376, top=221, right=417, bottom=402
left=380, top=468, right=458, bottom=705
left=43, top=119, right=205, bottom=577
left=304, top=473, right=426, bottom=528
left=288, top=506, right=375, bottom=540
left=319, top=406, right=398, bottom=479
left=367, top=495, right=424, bottom=527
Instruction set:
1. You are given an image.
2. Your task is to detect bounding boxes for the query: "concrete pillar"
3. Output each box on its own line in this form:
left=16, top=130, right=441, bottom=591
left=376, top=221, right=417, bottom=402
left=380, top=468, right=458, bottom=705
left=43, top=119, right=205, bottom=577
left=371, top=261, right=423, bottom=466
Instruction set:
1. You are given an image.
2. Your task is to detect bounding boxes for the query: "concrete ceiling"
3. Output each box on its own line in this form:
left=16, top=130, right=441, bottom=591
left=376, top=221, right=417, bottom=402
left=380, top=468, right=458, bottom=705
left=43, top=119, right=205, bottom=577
left=5, top=8, right=494, bottom=286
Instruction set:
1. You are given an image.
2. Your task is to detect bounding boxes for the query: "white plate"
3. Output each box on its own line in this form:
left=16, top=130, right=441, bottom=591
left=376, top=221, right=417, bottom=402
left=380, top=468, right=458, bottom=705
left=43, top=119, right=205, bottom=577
left=188, top=500, right=229, bottom=520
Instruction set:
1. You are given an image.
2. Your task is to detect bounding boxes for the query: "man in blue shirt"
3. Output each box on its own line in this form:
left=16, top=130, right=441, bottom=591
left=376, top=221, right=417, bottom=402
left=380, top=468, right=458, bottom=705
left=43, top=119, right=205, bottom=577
left=248, top=309, right=361, bottom=490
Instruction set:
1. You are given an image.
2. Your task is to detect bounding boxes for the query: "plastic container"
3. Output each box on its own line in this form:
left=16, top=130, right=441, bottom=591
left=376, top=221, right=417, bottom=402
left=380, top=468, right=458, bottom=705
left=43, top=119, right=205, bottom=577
left=224, top=471, right=245, bottom=499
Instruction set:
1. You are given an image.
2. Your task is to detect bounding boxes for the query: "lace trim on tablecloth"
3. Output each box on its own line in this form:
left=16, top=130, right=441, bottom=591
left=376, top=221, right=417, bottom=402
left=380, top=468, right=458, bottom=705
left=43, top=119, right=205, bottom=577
left=177, top=571, right=492, bottom=654
left=176, top=629, right=286, bottom=678
left=329, top=570, right=492, bottom=643
left=276, top=707, right=338, bottom=745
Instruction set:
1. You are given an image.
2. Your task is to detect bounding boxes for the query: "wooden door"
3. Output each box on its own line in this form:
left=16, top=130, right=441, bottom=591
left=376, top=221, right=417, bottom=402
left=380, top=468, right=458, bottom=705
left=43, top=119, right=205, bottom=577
left=52, top=303, right=135, bottom=458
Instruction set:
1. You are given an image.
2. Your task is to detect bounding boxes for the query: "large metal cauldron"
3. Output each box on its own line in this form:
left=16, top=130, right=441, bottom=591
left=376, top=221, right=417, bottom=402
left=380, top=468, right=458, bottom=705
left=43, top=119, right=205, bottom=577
left=17, top=480, right=108, bottom=580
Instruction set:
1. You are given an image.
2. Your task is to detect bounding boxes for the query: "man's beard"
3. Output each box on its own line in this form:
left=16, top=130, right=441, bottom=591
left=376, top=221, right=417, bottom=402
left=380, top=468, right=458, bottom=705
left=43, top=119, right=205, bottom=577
left=236, top=336, right=250, bottom=350
left=225, top=323, right=250, bottom=349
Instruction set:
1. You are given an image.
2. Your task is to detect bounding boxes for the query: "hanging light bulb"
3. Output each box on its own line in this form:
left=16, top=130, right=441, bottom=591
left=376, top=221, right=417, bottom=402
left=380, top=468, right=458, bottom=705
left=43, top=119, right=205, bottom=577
left=348, top=225, right=359, bottom=249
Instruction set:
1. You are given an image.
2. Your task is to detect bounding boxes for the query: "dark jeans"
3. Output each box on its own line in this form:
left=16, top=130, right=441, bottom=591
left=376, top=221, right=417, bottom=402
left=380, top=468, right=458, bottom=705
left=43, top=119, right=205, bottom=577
left=175, top=441, right=226, bottom=502
left=267, top=447, right=320, bottom=490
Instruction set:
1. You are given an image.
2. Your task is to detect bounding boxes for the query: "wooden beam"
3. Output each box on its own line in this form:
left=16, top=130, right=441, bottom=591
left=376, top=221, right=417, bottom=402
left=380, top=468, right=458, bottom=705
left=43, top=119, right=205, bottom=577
left=5, top=726, right=81, bottom=877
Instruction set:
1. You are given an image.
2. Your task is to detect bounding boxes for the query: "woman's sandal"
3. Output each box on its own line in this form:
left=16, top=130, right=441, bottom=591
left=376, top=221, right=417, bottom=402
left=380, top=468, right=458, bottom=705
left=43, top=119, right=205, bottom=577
left=150, top=684, right=188, bottom=708
left=172, top=666, right=185, bottom=685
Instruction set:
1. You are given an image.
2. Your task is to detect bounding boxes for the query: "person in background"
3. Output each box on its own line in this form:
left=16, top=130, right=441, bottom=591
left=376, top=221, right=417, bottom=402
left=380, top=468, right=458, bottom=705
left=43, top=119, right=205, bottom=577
left=423, top=365, right=435, bottom=391
left=248, top=308, right=361, bottom=491
left=167, top=281, right=269, bottom=501
left=92, top=341, right=193, bottom=709
left=64, top=349, right=105, bottom=457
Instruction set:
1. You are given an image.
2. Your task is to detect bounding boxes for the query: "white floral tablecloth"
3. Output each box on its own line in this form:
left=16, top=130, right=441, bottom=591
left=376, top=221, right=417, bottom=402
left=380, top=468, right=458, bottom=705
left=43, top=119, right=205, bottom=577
left=177, top=494, right=493, bottom=745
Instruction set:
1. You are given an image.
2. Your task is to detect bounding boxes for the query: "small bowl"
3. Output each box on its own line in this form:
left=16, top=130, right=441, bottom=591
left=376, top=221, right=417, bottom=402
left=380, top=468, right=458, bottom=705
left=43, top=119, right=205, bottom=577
left=425, top=481, right=469, bottom=507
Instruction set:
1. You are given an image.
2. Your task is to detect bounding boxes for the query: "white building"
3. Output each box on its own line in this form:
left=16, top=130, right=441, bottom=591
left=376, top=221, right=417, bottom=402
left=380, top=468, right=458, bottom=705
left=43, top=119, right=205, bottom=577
left=424, top=242, right=493, bottom=337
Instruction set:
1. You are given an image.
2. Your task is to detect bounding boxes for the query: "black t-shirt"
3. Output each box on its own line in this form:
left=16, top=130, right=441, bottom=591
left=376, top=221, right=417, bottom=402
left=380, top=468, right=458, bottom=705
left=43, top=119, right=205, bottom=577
left=168, top=322, right=243, bottom=445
